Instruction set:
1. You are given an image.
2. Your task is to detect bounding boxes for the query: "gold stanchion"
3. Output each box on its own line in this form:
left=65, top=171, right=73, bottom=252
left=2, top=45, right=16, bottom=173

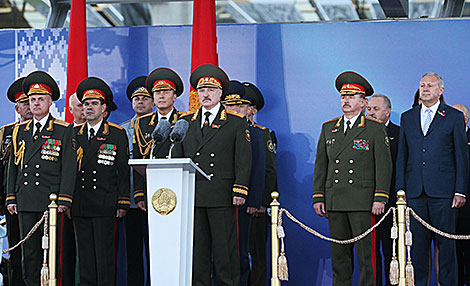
left=396, top=190, right=406, bottom=286
left=270, top=191, right=281, bottom=286
left=48, top=194, right=58, bottom=286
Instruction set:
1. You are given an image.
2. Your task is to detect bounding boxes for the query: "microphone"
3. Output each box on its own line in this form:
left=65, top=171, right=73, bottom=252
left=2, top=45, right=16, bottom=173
left=151, top=120, right=171, bottom=143
left=169, top=120, right=189, bottom=143
left=168, top=120, right=189, bottom=159
left=150, top=120, right=171, bottom=159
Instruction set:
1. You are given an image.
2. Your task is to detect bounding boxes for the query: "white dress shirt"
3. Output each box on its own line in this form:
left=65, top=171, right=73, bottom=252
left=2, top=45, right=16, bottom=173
left=201, top=103, right=221, bottom=128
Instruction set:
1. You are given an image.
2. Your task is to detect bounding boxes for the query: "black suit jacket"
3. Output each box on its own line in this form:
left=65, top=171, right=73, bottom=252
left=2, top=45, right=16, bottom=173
left=386, top=121, right=400, bottom=206
left=0, top=122, right=17, bottom=206
left=72, top=121, right=130, bottom=217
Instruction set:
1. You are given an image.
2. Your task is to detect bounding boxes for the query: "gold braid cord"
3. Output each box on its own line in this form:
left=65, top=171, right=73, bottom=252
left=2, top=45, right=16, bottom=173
left=133, top=121, right=153, bottom=158
left=405, top=208, right=414, bottom=286
left=12, top=125, right=25, bottom=167
left=41, top=211, right=49, bottom=286
left=278, top=207, right=394, bottom=244
left=390, top=207, right=399, bottom=285
left=3, top=210, right=48, bottom=254
left=408, top=207, right=470, bottom=239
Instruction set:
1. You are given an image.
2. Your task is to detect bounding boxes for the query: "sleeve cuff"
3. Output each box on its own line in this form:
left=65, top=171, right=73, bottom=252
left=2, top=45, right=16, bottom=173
left=455, top=193, right=466, bottom=198
left=312, top=191, right=325, bottom=204
left=232, top=184, right=248, bottom=199
left=6, top=193, right=16, bottom=205
left=118, top=196, right=131, bottom=210
left=57, top=194, right=73, bottom=207
left=134, top=190, right=145, bottom=202
left=374, top=190, right=390, bottom=203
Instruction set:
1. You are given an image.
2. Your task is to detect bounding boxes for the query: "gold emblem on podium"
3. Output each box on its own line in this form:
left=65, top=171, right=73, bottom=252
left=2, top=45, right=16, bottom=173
left=152, top=188, right=177, bottom=215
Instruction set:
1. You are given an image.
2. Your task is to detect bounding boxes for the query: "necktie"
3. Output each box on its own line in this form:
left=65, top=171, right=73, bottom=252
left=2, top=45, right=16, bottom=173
left=422, top=109, right=432, bottom=135
left=345, top=120, right=351, bottom=135
left=33, top=122, right=41, bottom=140
left=89, top=128, right=95, bottom=141
left=161, top=117, right=167, bottom=121
left=202, top=112, right=211, bottom=136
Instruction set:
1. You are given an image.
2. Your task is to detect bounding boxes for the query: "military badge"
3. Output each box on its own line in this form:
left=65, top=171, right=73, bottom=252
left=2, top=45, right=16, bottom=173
left=332, top=128, right=339, bottom=133
left=71, top=138, right=78, bottom=151
left=352, top=139, right=370, bottom=151
left=385, top=137, right=390, bottom=147
left=267, top=139, right=276, bottom=153
left=40, top=139, right=61, bottom=162
left=326, top=138, right=336, bottom=146
left=97, top=137, right=106, bottom=141
left=97, top=144, right=117, bottom=166
left=212, top=124, right=221, bottom=129
left=41, top=135, right=51, bottom=139
left=437, top=110, right=446, bottom=117
left=245, top=129, right=251, bottom=142
left=389, top=136, right=395, bottom=141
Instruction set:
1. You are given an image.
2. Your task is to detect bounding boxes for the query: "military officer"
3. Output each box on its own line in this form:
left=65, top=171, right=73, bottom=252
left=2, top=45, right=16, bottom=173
left=69, top=93, right=86, bottom=126
left=0, top=77, right=31, bottom=286
left=312, top=71, right=392, bottom=286
left=172, top=64, right=252, bottom=286
left=242, top=82, right=278, bottom=286
left=72, top=77, right=130, bottom=286
left=6, top=71, right=77, bottom=286
left=120, top=75, right=154, bottom=286
left=221, top=80, right=265, bottom=286
left=133, top=67, right=184, bottom=209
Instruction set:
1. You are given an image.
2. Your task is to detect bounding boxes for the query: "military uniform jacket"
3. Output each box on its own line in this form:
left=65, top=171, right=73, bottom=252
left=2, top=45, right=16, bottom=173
left=312, top=114, right=392, bottom=211
left=172, top=107, right=252, bottom=207
left=132, top=109, right=182, bottom=202
left=6, top=115, right=77, bottom=211
left=258, top=125, right=278, bottom=207
left=73, top=121, right=130, bottom=217
left=0, top=122, right=17, bottom=206
left=244, top=123, right=265, bottom=209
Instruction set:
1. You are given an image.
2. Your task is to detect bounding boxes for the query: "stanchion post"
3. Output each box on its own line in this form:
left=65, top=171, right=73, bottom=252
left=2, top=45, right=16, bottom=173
left=48, top=194, right=58, bottom=286
left=270, top=191, right=281, bottom=286
left=396, top=190, right=406, bottom=286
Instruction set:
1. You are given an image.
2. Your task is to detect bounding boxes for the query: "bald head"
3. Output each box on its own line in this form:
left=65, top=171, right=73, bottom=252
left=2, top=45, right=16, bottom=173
left=69, top=93, right=85, bottom=125
left=452, top=104, right=469, bottom=126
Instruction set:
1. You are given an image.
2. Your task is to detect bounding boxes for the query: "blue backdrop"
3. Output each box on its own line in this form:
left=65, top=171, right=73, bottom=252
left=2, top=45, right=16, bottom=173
left=1, top=19, right=470, bottom=285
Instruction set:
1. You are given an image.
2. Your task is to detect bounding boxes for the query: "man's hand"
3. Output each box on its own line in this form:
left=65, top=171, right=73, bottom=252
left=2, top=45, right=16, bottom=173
left=372, top=202, right=385, bottom=216
left=136, top=201, right=147, bottom=211
left=58, top=205, right=71, bottom=219
left=246, top=207, right=257, bottom=215
left=254, top=206, right=267, bottom=217
left=313, top=202, right=327, bottom=218
left=7, top=204, right=17, bottom=215
left=116, top=209, right=128, bottom=218
left=452, top=195, right=466, bottom=208
left=233, top=197, right=246, bottom=206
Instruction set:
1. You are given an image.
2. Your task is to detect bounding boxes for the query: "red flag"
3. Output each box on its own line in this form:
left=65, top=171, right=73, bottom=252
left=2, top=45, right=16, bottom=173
left=65, top=0, right=88, bottom=123
left=189, top=0, right=219, bottom=111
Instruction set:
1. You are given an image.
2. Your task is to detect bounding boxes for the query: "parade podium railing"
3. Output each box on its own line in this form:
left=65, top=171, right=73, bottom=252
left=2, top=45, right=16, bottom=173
left=128, top=158, right=210, bottom=286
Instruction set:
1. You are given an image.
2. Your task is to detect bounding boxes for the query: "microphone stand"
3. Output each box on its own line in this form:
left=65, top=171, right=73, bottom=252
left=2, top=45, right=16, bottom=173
left=168, top=140, right=175, bottom=159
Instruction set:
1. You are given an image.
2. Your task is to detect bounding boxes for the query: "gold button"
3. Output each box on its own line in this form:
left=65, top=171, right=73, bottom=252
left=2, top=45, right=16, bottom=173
left=210, top=163, right=214, bottom=167
left=334, top=169, right=339, bottom=174
left=93, top=178, right=97, bottom=182
left=24, top=181, right=28, bottom=186
left=24, top=164, right=28, bottom=168
left=349, top=160, right=354, bottom=164
left=349, top=170, right=354, bottom=174
left=196, top=152, right=200, bottom=156
left=23, top=173, right=28, bottom=177
left=195, top=162, right=199, bottom=166
left=93, top=170, right=97, bottom=174
left=348, top=179, right=353, bottom=184
left=335, top=159, right=340, bottom=164
left=81, top=185, right=85, bottom=189
left=35, top=181, right=40, bottom=186
left=81, top=178, right=85, bottom=182
left=210, top=173, right=214, bottom=177
left=35, top=164, right=40, bottom=169
left=210, top=153, right=215, bottom=157
left=81, top=170, right=85, bottom=174
left=334, top=179, right=339, bottom=184
left=93, top=186, right=97, bottom=190
left=35, top=173, right=40, bottom=177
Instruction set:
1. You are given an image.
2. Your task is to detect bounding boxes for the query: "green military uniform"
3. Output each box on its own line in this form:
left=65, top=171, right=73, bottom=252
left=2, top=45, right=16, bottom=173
left=72, top=77, right=130, bottom=286
left=172, top=64, right=252, bottom=286
left=7, top=71, right=77, bottom=286
left=312, top=72, right=392, bottom=286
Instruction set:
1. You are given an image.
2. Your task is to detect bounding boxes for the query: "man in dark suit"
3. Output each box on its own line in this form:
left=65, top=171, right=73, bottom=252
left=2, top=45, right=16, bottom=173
left=0, top=77, right=31, bottom=286
left=172, top=64, right=252, bottom=286
left=452, top=103, right=470, bottom=285
left=396, top=72, right=468, bottom=286
left=368, top=94, right=400, bottom=286
left=6, top=71, right=77, bottom=286
left=313, top=71, right=392, bottom=286
left=120, top=75, right=155, bottom=286
left=73, top=77, right=130, bottom=286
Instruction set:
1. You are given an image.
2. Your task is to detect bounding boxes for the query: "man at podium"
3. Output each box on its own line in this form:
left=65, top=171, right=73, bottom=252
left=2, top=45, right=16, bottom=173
left=172, top=64, right=252, bottom=286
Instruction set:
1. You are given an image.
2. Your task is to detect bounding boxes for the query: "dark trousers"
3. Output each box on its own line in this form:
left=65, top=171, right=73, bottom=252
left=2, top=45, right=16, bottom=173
left=125, top=208, right=149, bottom=286
left=237, top=207, right=250, bottom=286
left=408, top=193, right=457, bottom=286
left=59, top=214, right=76, bottom=286
left=193, top=207, right=240, bottom=286
left=6, top=212, right=24, bottom=286
left=328, top=211, right=378, bottom=286
left=248, top=215, right=268, bottom=286
left=457, top=218, right=470, bottom=285
left=74, top=216, right=116, bottom=286
left=376, top=210, right=393, bottom=286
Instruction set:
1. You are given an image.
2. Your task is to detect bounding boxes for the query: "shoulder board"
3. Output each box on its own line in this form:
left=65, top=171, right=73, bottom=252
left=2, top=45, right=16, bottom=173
left=1, top=122, right=17, bottom=129
left=254, top=123, right=267, bottom=130
left=365, top=116, right=382, bottom=124
left=138, top=112, right=154, bottom=120
left=177, top=111, right=186, bottom=115
left=120, top=119, right=131, bottom=125
left=73, top=123, right=84, bottom=129
left=17, top=120, right=30, bottom=126
left=323, top=117, right=341, bottom=125
left=53, top=119, right=70, bottom=127
left=226, top=109, right=245, bottom=118
left=180, top=111, right=195, bottom=118
left=107, top=122, right=124, bottom=130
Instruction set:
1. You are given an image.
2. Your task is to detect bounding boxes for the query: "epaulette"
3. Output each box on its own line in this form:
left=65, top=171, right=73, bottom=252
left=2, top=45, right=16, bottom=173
left=53, top=119, right=70, bottom=127
left=365, top=116, right=382, bottom=124
left=226, top=109, right=245, bottom=118
left=323, top=117, right=341, bottom=125
left=177, top=111, right=186, bottom=115
left=17, top=120, right=29, bottom=126
left=1, top=122, right=17, bottom=129
left=108, top=122, right=124, bottom=130
left=137, top=112, right=154, bottom=120
left=254, top=123, right=267, bottom=130
left=180, top=111, right=195, bottom=118
left=73, top=123, right=85, bottom=129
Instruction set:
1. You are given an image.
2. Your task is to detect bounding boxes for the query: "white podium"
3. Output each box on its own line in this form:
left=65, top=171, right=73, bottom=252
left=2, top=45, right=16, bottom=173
left=128, top=158, right=209, bottom=286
